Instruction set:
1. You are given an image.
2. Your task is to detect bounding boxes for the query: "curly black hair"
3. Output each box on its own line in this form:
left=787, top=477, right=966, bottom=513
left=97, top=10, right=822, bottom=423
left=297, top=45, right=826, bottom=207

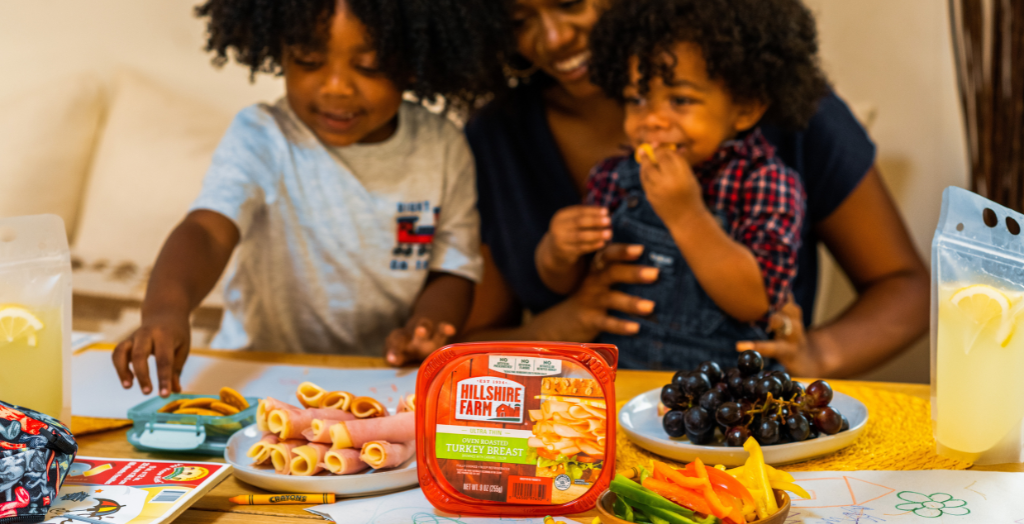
left=589, top=0, right=829, bottom=130
left=195, top=0, right=508, bottom=110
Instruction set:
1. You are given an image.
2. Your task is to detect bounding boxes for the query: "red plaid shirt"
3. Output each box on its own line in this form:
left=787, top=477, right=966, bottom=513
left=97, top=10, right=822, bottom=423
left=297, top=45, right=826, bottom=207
left=586, top=128, right=805, bottom=311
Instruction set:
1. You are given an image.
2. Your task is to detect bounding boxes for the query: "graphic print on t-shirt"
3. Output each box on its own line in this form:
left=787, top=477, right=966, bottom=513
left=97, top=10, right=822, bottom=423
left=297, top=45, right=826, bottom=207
left=391, top=200, right=439, bottom=270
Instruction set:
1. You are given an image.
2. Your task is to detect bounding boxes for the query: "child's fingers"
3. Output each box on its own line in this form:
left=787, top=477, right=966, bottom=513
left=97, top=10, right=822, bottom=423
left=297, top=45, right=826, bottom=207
left=430, top=322, right=456, bottom=348
left=130, top=334, right=155, bottom=395
left=385, top=329, right=414, bottom=366
left=112, top=338, right=136, bottom=389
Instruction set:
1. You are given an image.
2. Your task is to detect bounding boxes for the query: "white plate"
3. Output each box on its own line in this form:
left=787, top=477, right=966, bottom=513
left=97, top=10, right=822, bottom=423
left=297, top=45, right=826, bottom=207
left=224, top=424, right=419, bottom=496
left=619, top=385, right=868, bottom=466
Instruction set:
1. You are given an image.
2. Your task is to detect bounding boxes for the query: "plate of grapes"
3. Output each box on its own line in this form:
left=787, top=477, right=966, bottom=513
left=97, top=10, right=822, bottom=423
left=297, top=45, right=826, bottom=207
left=618, top=350, right=868, bottom=466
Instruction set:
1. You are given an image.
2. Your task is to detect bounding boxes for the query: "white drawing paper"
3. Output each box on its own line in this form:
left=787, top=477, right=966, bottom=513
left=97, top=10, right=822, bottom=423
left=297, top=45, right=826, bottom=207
left=786, top=470, right=1024, bottom=522
left=306, top=487, right=546, bottom=524
left=71, top=349, right=417, bottom=419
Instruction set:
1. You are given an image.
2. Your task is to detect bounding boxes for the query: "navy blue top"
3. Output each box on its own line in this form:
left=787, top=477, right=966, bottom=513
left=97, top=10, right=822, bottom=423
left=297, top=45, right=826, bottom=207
left=465, top=83, right=875, bottom=326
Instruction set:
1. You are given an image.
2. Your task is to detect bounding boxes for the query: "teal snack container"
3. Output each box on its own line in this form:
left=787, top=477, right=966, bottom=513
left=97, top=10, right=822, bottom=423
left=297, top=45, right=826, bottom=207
left=126, top=393, right=258, bottom=455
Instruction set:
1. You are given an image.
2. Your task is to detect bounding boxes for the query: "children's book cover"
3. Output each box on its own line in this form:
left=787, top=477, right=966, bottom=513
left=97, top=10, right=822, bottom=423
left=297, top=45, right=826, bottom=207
left=43, top=457, right=230, bottom=524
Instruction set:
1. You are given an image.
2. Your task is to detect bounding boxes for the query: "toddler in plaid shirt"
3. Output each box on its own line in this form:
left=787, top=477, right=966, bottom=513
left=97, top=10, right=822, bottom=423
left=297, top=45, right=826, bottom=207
left=534, top=0, right=828, bottom=370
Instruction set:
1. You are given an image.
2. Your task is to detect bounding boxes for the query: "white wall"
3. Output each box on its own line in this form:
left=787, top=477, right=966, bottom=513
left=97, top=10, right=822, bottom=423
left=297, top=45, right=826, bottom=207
left=0, top=1, right=968, bottom=382
left=805, top=0, right=969, bottom=383
left=0, top=0, right=283, bottom=112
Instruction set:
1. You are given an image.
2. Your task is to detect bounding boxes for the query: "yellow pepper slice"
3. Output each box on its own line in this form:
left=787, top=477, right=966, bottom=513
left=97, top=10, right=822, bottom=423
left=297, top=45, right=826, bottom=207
left=743, top=437, right=779, bottom=516
left=770, top=481, right=810, bottom=500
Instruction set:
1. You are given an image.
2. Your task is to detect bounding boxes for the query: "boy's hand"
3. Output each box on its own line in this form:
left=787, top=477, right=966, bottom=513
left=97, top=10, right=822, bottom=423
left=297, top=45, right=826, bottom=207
left=636, top=144, right=705, bottom=224
left=385, top=317, right=456, bottom=367
left=112, top=311, right=191, bottom=397
left=544, top=205, right=612, bottom=264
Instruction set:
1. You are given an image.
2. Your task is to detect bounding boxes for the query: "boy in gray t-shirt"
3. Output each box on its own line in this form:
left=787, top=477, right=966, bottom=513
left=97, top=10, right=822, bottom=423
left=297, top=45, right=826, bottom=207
left=113, top=0, right=490, bottom=397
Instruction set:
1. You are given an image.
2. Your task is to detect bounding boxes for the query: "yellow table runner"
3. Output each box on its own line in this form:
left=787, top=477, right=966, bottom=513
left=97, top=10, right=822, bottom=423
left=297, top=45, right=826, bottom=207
left=615, top=384, right=972, bottom=471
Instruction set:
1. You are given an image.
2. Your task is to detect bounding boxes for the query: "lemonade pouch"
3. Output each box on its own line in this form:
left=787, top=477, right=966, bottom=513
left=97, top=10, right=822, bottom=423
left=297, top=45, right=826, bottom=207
left=931, top=187, right=1024, bottom=464
left=0, top=215, right=72, bottom=424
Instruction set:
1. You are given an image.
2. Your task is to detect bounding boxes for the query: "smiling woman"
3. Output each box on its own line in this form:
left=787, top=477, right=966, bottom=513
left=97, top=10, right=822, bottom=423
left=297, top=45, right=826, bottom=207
left=460, top=0, right=929, bottom=378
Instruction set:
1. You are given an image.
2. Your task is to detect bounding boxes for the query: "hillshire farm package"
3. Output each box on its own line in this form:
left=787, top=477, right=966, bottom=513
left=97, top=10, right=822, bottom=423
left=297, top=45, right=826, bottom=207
left=417, top=342, right=617, bottom=517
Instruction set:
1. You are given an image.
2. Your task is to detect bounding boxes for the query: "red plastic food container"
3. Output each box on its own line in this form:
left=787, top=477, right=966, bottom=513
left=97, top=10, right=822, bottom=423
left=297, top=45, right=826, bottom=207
left=416, top=342, right=617, bottom=517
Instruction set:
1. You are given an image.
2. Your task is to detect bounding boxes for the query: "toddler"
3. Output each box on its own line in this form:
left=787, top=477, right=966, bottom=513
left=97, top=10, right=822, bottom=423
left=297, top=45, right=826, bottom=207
left=535, top=0, right=828, bottom=370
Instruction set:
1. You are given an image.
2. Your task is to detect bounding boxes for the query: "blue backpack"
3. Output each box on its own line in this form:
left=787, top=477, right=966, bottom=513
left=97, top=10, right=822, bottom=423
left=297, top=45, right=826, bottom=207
left=0, top=400, right=77, bottom=524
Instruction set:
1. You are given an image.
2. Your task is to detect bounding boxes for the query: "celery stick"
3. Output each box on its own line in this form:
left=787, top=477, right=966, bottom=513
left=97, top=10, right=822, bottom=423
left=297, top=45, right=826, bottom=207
left=627, top=500, right=701, bottom=524
left=613, top=496, right=634, bottom=522
left=610, top=476, right=696, bottom=518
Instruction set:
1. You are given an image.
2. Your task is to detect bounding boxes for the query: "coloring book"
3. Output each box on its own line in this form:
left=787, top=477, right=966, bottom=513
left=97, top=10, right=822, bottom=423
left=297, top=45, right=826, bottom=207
left=44, top=457, right=230, bottom=524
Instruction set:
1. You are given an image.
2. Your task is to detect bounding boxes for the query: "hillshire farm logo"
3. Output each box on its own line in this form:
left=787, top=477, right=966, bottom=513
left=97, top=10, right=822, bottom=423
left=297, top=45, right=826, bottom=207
left=455, top=377, right=525, bottom=423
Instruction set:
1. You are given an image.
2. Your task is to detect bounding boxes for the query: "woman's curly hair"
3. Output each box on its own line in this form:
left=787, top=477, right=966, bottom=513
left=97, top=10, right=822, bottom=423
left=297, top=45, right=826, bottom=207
left=195, top=0, right=508, bottom=110
left=589, top=0, right=829, bottom=129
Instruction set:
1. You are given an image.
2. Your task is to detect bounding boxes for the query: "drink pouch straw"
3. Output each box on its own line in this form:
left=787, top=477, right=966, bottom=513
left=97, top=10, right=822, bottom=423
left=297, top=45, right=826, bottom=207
left=931, top=187, right=1024, bottom=464
left=0, top=215, right=72, bottom=424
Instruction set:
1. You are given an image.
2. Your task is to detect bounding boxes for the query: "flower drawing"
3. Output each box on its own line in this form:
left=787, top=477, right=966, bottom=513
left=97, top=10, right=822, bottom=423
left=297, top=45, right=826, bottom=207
left=896, top=491, right=970, bottom=518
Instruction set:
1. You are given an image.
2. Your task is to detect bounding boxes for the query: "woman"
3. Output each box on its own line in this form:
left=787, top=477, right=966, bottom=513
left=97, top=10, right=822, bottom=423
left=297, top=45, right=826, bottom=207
left=460, top=0, right=928, bottom=378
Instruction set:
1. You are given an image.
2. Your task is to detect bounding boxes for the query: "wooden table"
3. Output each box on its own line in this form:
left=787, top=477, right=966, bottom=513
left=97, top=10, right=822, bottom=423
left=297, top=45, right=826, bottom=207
left=73, top=349, right=1022, bottom=524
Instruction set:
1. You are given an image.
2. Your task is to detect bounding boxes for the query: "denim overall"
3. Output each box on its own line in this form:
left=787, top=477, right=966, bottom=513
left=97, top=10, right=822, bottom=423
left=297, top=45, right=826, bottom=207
left=596, top=159, right=770, bottom=371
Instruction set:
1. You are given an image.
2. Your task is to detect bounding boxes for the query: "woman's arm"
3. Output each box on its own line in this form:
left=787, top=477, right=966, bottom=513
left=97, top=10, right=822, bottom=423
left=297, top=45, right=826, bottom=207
left=740, top=167, right=929, bottom=377
left=459, top=244, right=658, bottom=342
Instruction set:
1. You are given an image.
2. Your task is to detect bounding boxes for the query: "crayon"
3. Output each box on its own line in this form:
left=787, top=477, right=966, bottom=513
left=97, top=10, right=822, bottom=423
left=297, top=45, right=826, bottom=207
left=228, top=493, right=335, bottom=505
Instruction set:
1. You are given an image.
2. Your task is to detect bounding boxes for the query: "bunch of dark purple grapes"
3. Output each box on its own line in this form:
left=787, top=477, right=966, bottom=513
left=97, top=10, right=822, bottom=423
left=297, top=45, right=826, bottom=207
left=660, top=350, right=849, bottom=446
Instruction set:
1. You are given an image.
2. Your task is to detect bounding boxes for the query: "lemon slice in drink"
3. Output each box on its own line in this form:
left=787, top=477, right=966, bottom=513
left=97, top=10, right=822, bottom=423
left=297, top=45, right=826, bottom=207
left=0, top=306, right=44, bottom=347
left=951, top=284, right=1014, bottom=347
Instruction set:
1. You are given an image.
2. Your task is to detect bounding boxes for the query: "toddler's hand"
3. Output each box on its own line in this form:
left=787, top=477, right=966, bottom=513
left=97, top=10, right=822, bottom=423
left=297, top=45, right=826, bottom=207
left=385, top=318, right=456, bottom=367
left=112, top=311, right=191, bottom=397
left=544, top=205, right=612, bottom=264
left=636, top=144, right=703, bottom=224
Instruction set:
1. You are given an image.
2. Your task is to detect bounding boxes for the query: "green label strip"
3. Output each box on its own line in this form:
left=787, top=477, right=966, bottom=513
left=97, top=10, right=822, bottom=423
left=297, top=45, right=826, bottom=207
left=435, top=432, right=535, bottom=465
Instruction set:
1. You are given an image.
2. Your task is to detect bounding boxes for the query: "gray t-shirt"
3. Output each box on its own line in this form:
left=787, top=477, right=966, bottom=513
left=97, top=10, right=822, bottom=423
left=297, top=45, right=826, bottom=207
left=191, top=99, right=482, bottom=355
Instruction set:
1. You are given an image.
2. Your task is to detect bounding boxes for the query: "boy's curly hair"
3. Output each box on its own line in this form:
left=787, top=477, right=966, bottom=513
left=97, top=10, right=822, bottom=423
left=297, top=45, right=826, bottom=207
left=589, top=0, right=829, bottom=129
left=195, top=0, right=508, bottom=110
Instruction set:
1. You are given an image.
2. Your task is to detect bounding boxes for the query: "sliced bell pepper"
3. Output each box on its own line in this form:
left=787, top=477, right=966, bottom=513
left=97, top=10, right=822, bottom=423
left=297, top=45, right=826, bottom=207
left=715, top=491, right=746, bottom=524
left=684, top=462, right=756, bottom=508
left=769, top=481, right=810, bottom=500
left=742, top=437, right=779, bottom=516
left=653, top=462, right=706, bottom=489
left=642, top=478, right=714, bottom=517
left=691, top=458, right=732, bottom=519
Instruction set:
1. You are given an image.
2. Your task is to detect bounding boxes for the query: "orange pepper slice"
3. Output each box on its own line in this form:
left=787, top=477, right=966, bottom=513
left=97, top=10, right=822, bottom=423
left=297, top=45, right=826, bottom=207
left=642, top=477, right=714, bottom=517
left=692, top=458, right=733, bottom=519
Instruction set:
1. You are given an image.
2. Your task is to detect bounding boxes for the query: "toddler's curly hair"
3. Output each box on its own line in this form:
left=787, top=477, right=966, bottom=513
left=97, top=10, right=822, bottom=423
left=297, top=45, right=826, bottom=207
left=195, top=0, right=507, bottom=110
left=589, top=0, right=829, bottom=129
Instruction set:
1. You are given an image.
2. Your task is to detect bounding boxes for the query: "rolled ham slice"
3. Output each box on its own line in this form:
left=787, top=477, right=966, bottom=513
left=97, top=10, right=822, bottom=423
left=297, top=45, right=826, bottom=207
left=360, top=440, right=415, bottom=469
left=321, top=391, right=354, bottom=411
left=324, top=448, right=369, bottom=475
left=396, top=394, right=416, bottom=413
left=350, top=396, right=387, bottom=418
left=301, top=416, right=356, bottom=443
left=269, top=407, right=355, bottom=440
left=297, top=382, right=327, bottom=408
left=289, top=442, right=331, bottom=476
left=257, top=397, right=301, bottom=432
left=329, top=411, right=415, bottom=449
left=247, top=433, right=279, bottom=465
left=268, top=439, right=307, bottom=475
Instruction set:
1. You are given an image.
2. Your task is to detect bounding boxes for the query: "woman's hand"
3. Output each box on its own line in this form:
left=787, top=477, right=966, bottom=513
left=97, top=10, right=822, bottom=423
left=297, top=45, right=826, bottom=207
left=528, top=243, right=659, bottom=341
left=736, top=296, right=825, bottom=377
